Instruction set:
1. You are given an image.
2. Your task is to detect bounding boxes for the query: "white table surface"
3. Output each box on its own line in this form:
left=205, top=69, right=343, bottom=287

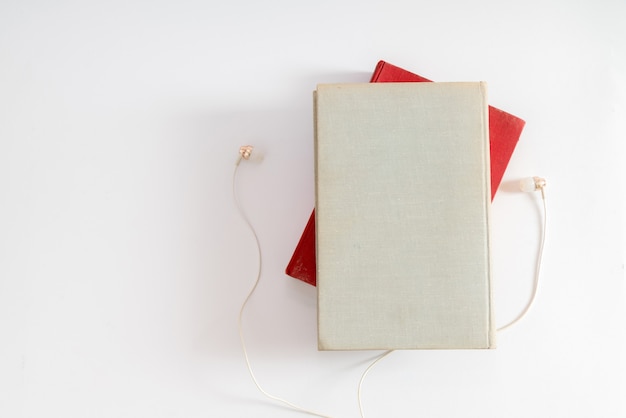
left=1, top=1, right=624, bottom=417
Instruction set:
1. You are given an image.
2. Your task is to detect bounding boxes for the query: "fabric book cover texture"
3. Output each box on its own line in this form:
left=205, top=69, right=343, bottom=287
left=285, top=61, right=525, bottom=287
left=315, top=82, right=495, bottom=350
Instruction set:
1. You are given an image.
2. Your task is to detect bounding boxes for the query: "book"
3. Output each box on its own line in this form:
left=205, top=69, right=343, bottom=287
left=315, top=82, right=495, bottom=350
left=285, top=61, right=525, bottom=286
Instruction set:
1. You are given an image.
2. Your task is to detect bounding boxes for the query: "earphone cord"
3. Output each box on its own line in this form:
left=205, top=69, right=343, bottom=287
left=357, top=192, right=548, bottom=417
left=497, top=192, right=547, bottom=332
left=233, top=163, right=334, bottom=418
left=357, top=350, right=394, bottom=418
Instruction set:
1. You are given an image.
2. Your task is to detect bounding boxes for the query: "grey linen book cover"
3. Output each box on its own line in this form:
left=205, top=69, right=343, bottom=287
left=315, top=82, right=495, bottom=350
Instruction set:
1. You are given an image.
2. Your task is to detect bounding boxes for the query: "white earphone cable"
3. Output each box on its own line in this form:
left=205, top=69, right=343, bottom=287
left=234, top=147, right=547, bottom=417
left=233, top=161, right=334, bottom=418
left=497, top=191, right=547, bottom=332
left=357, top=350, right=394, bottom=418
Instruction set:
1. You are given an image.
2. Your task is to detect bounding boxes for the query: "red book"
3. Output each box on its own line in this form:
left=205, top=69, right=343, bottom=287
left=286, top=60, right=526, bottom=286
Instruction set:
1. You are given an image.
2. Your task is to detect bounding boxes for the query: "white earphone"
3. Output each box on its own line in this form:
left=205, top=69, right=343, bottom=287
left=235, top=145, right=548, bottom=417
left=236, top=145, right=264, bottom=165
left=233, top=145, right=332, bottom=418
left=497, top=175, right=547, bottom=333
left=520, top=176, right=547, bottom=198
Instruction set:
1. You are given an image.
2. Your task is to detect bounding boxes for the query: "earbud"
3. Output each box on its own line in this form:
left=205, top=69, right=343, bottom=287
left=236, top=145, right=264, bottom=165
left=520, top=176, right=546, bottom=198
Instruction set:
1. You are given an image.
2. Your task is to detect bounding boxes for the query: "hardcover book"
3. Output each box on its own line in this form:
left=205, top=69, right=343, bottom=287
left=285, top=61, right=525, bottom=286
left=315, top=82, right=495, bottom=350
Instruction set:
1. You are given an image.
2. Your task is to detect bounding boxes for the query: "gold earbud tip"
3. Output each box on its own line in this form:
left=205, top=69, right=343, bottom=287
left=239, top=145, right=253, bottom=160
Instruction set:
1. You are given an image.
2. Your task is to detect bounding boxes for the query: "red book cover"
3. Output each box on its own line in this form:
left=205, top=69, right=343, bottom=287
left=286, top=60, right=526, bottom=286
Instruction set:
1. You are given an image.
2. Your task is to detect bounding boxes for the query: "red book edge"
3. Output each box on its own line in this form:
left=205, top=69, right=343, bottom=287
left=285, top=60, right=526, bottom=286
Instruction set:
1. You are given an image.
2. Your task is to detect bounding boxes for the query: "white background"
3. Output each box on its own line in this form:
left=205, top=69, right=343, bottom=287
left=1, top=1, right=624, bottom=417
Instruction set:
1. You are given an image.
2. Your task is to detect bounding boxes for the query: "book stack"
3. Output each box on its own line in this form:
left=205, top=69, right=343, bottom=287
left=289, top=61, right=525, bottom=350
